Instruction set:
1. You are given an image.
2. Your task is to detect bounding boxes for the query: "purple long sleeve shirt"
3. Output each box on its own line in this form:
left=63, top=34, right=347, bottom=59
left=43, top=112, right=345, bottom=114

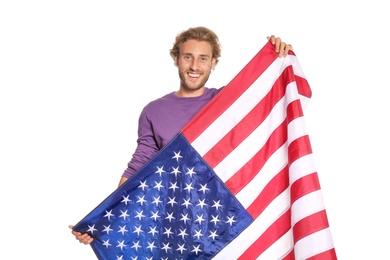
left=122, top=87, right=221, bottom=179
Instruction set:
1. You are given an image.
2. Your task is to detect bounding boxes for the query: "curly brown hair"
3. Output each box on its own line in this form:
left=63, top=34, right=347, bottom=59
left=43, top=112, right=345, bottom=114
left=169, top=26, right=222, bottom=65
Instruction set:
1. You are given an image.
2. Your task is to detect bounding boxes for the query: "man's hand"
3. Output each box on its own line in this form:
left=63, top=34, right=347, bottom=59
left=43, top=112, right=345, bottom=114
left=69, top=225, right=94, bottom=245
left=267, top=35, right=293, bottom=57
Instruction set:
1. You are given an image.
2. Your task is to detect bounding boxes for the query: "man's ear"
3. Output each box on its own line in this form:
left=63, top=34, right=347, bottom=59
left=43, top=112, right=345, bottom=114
left=174, top=57, right=179, bottom=67
left=211, top=57, right=217, bottom=71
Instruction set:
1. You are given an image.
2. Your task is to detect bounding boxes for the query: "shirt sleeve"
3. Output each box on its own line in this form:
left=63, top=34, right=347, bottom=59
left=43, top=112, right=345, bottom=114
left=122, top=106, right=159, bottom=179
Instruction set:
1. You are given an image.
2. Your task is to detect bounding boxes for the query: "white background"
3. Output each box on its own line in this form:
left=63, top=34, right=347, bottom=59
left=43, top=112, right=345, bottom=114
left=1, top=1, right=389, bottom=259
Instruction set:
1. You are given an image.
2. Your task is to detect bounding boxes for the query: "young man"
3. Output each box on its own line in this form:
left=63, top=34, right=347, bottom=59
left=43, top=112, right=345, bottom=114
left=70, top=26, right=293, bottom=245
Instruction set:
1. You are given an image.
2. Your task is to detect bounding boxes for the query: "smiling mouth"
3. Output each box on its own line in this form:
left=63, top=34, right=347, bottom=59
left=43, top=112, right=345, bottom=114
left=188, top=72, right=201, bottom=79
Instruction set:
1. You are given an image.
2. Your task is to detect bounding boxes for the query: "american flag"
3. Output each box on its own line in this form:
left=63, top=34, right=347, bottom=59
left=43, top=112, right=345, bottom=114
left=73, top=40, right=337, bottom=259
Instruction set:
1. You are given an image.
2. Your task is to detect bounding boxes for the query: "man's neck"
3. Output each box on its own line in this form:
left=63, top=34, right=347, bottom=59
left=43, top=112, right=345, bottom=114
left=175, top=87, right=205, bottom=97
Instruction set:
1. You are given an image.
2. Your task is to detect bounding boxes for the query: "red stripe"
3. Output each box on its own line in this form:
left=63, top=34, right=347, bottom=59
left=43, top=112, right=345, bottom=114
left=225, top=120, right=287, bottom=194
left=293, top=210, right=329, bottom=242
left=288, top=135, right=312, bottom=164
left=307, top=248, right=337, bottom=260
left=295, top=75, right=312, bottom=98
left=286, top=99, right=304, bottom=124
left=203, top=66, right=295, bottom=168
left=246, top=165, right=289, bottom=218
left=282, top=249, right=295, bottom=260
left=182, top=41, right=278, bottom=143
left=290, top=172, right=321, bottom=203
left=238, top=209, right=291, bottom=259
left=282, top=245, right=336, bottom=260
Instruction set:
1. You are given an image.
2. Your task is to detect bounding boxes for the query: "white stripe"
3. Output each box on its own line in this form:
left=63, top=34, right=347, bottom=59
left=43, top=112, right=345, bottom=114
left=212, top=189, right=290, bottom=260
left=289, top=54, right=311, bottom=109
left=291, top=190, right=325, bottom=226
left=235, top=142, right=287, bottom=208
left=285, top=80, right=300, bottom=101
left=214, top=93, right=287, bottom=182
left=287, top=116, right=308, bottom=145
left=289, top=153, right=317, bottom=184
left=257, top=228, right=293, bottom=260
left=294, top=228, right=334, bottom=260
left=288, top=55, right=305, bottom=79
left=191, top=58, right=288, bottom=156
left=214, top=82, right=300, bottom=182
left=299, top=93, right=310, bottom=110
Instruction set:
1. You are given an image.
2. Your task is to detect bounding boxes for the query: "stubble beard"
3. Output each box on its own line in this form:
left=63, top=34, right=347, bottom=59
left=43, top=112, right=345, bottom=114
left=178, top=70, right=211, bottom=92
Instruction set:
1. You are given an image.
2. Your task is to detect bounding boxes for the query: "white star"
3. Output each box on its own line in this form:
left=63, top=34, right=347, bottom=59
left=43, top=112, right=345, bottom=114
left=172, top=151, right=183, bottom=162
left=104, top=209, right=115, bottom=220
left=177, top=228, right=189, bottom=240
left=116, top=240, right=126, bottom=250
left=210, top=214, right=221, bottom=225
left=180, top=213, right=190, bottom=224
left=151, top=196, right=162, bottom=206
left=117, top=225, right=128, bottom=236
left=169, top=181, right=179, bottom=192
left=185, top=167, right=196, bottom=178
left=138, top=180, right=148, bottom=191
left=198, top=183, right=210, bottom=194
left=136, top=195, right=147, bottom=205
left=134, top=210, right=145, bottom=221
left=161, top=242, right=172, bottom=253
left=119, top=210, right=130, bottom=220
left=212, top=200, right=223, bottom=210
left=117, top=255, right=124, bottom=260
left=184, top=182, right=194, bottom=193
left=176, top=243, right=187, bottom=254
left=148, top=226, right=159, bottom=237
left=196, top=199, right=207, bottom=209
left=150, top=210, right=161, bottom=221
left=171, top=166, right=181, bottom=178
left=208, top=230, right=219, bottom=240
left=155, top=166, right=165, bottom=176
left=102, top=239, right=112, bottom=248
left=191, top=244, right=202, bottom=255
left=165, top=212, right=175, bottom=223
left=167, top=196, right=177, bottom=207
left=121, top=195, right=131, bottom=205
left=163, top=227, right=174, bottom=238
left=195, top=214, right=205, bottom=224
left=226, top=215, right=237, bottom=226
left=130, top=257, right=137, bottom=260
left=87, top=224, right=97, bottom=234
left=182, top=198, right=192, bottom=209
left=154, top=181, right=164, bottom=191
left=102, top=224, right=113, bottom=234
left=131, top=240, right=141, bottom=251
left=193, top=229, right=203, bottom=240
left=146, top=241, right=157, bottom=252
left=146, top=257, right=153, bottom=260
left=133, top=225, right=144, bottom=236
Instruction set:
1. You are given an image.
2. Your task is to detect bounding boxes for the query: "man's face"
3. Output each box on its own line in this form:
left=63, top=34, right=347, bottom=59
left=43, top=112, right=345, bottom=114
left=176, top=39, right=216, bottom=92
